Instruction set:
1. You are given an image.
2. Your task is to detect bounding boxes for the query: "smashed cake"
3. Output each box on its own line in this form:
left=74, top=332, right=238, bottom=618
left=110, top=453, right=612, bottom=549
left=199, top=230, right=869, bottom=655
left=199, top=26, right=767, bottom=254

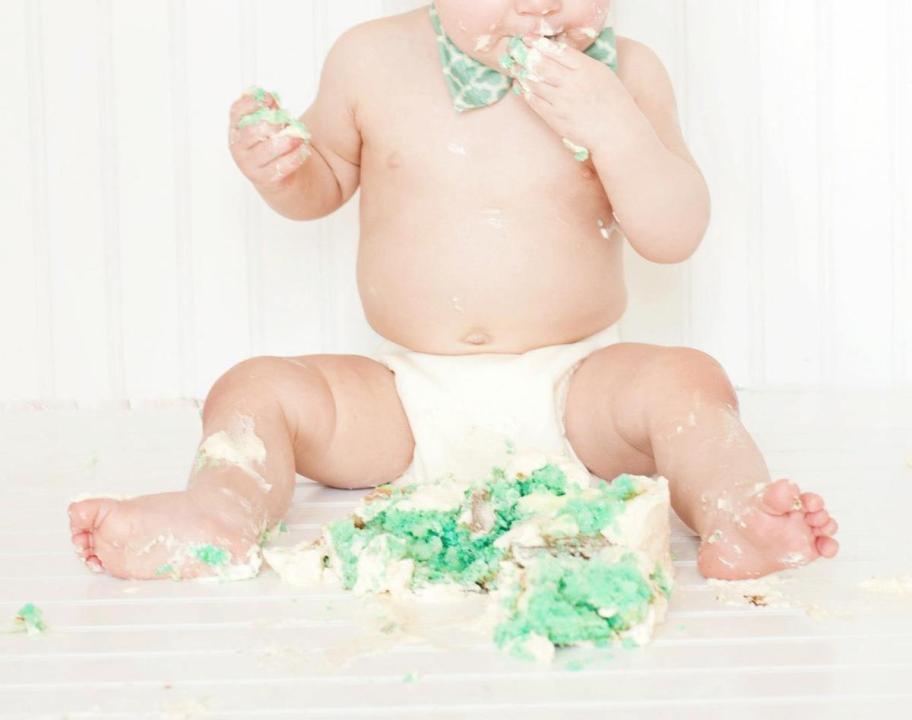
left=265, top=453, right=673, bottom=661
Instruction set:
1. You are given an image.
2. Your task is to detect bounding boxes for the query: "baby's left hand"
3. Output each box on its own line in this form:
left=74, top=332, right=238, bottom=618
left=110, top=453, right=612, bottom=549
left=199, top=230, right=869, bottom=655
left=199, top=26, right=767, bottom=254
left=507, top=37, right=633, bottom=157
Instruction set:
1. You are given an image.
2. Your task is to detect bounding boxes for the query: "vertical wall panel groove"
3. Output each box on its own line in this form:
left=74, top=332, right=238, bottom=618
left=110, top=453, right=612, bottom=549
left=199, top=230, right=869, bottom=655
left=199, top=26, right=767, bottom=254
left=815, top=0, right=835, bottom=385
left=887, top=0, right=909, bottom=384
left=679, top=0, right=693, bottom=348
left=25, top=0, right=54, bottom=400
left=614, top=0, right=692, bottom=350
left=239, top=0, right=263, bottom=359
left=169, top=0, right=196, bottom=398
left=186, top=0, right=251, bottom=396
left=748, top=0, right=765, bottom=387
left=829, top=0, right=892, bottom=383
left=313, top=0, right=332, bottom=354
left=97, top=0, right=125, bottom=402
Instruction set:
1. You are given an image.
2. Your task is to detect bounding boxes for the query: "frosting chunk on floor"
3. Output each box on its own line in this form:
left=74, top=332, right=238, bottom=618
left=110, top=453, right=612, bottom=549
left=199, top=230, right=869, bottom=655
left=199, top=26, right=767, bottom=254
left=264, top=451, right=673, bottom=662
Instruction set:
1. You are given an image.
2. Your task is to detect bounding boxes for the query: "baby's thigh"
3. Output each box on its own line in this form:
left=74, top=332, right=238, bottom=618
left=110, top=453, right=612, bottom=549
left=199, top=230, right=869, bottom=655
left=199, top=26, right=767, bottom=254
left=301, top=354, right=415, bottom=489
left=565, top=344, right=737, bottom=478
left=564, top=344, right=663, bottom=480
left=252, top=353, right=414, bottom=490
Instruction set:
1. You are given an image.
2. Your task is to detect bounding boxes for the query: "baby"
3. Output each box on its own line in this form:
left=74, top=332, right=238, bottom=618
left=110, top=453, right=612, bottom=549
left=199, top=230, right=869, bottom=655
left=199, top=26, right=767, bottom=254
left=68, top=0, right=838, bottom=581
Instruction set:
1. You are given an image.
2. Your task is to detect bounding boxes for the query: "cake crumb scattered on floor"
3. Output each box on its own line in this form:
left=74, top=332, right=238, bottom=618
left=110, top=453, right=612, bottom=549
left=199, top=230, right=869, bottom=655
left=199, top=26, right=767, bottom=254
left=13, top=603, right=46, bottom=635
left=160, top=697, right=211, bottom=720
left=859, top=575, right=912, bottom=596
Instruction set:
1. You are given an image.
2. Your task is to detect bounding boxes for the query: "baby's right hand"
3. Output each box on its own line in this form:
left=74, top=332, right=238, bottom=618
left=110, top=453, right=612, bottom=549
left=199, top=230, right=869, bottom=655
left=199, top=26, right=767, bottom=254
left=228, top=89, right=311, bottom=192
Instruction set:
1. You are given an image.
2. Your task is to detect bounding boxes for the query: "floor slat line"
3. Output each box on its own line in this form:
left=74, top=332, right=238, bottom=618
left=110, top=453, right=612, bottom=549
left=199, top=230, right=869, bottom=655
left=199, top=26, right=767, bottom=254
left=5, top=632, right=912, bottom=660
left=3, top=661, right=912, bottom=691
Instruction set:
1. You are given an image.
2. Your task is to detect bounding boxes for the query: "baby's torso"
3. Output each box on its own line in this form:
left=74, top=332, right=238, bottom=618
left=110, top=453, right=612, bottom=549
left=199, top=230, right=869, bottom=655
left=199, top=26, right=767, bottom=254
left=355, top=9, right=628, bottom=354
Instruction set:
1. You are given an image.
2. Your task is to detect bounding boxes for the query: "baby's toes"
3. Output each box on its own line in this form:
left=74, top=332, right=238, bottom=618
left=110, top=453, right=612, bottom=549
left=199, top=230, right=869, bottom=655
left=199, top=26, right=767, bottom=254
left=815, top=518, right=839, bottom=537
left=800, top=491, right=825, bottom=513
left=816, top=535, right=840, bottom=558
left=71, top=530, right=93, bottom=559
left=68, top=499, right=113, bottom=533
left=68, top=498, right=119, bottom=567
left=760, top=478, right=802, bottom=515
left=805, top=508, right=831, bottom=528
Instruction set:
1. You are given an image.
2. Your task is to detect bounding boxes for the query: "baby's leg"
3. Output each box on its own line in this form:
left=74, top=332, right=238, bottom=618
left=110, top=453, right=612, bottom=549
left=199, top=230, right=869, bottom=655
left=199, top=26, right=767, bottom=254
left=564, top=345, right=839, bottom=580
left=68, top=355, right=415, bottom=579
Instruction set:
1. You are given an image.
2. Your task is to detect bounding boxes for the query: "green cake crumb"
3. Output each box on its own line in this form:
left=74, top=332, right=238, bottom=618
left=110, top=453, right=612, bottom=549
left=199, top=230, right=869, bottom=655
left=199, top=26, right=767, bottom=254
left=245, top=85, right=282, bottom=105
left=565, top=659, right=586, bottom=672
left=651, top=565, right=673, bottom=599
left=329, top=463, right=607, bottom=591
left=403, top=671, right=418, bottom=683
left=14, top=603, right=46, bottom=635
left=562, top=138, right=590, bottom=162
left=495, top=554, right=654, bottom=652
left=269, top=457, right=673, bottom=661
left=259, top=520, right=290, bottom=545
left=318, top=464, right=670, bottom=658
left=154, top=563, right=177, bottom=578
left=190, top=544, right=230, bottom=567
left=237, top=106, right=311, bottom=143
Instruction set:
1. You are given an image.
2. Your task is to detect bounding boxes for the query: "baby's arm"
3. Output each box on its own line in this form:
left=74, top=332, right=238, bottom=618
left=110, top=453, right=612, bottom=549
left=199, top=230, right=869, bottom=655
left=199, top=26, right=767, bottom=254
left=229, top=29, right=364, bottom=221
left=509, top=37, right=710, bottom=263
left=592, top=40, right=711, bottom=263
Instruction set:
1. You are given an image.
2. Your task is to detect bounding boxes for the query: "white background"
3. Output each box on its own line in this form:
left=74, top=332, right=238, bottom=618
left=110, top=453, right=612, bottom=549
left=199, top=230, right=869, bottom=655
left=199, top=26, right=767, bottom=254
left=1, top=0, right=910, bottom=407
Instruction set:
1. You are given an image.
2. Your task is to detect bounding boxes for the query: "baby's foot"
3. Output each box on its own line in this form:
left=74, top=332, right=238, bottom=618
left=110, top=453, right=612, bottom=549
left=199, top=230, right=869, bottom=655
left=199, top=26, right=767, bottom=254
left=68, top=488, right=266, bottom=580
left=697, top=478, right=840, bottom=580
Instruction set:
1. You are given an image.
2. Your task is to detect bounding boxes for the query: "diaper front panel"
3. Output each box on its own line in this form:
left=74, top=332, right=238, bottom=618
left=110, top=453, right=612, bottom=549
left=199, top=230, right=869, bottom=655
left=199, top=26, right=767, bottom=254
left=375, top=324, right=620, bottom=485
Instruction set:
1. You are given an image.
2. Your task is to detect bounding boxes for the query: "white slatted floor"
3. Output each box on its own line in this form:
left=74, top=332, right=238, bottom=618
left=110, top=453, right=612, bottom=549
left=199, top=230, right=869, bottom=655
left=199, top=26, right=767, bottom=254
left=1, top=390, right=911, bottom=719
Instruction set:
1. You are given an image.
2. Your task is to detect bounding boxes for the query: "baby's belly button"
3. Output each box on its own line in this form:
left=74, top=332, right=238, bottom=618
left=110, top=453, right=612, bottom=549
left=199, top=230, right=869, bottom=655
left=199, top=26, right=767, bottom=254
left=461, top=330, right=492, bottom=346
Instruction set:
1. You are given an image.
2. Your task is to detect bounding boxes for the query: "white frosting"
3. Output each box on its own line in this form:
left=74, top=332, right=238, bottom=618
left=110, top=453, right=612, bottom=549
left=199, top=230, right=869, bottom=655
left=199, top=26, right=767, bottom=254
left=264, top=453, right=673, bottom=661
left=517, top=491, right=567, bottom=515
left=205, top=545, right=263, bottom=582
left=277, top=123, right=309, bottom=141
left=195, top=414, right=271, bottom=492
left=522, top=632, right=556, bottom=663
left=538, top=19, right=559, bottom=36
left=859, top=575, right=912, bottom=596
left=353, top=535, right=414, bottom=596
left=69, top=492, right=132, bottom=503
left=263, top=540, right=329, bottom=586
left=602, top=476, right=673, bottom=576
left=396, top=481, right=469, bottom=512
left=494, top=518, right=544, bottom=550
left=532, top=36, right=567, bottom=55
left=620, top=604, right=658, bottom=647
left=474, top=35, right=493, bottom=52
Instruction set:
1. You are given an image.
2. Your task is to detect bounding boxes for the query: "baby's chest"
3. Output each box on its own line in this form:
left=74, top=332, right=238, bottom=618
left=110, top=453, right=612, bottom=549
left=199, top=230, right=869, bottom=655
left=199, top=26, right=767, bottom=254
left=361, top=88, right=603, bottom=202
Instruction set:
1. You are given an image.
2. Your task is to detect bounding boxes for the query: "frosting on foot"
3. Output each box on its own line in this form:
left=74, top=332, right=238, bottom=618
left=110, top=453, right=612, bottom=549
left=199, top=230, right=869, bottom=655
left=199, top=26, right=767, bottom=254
left=698, top=478, right=840, bottom=580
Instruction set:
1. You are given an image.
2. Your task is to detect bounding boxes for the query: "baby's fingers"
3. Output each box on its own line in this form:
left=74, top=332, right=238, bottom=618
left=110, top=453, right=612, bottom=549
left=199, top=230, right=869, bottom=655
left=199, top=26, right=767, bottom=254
left=229, top=87, right=278, bottom=122
left=251, top=133, right=305, bottom=168
left=228, top=88, right=280, bottom=146
left=253, top=144, right=311, bottom=190
left=232, top=120, right=286, bottom=151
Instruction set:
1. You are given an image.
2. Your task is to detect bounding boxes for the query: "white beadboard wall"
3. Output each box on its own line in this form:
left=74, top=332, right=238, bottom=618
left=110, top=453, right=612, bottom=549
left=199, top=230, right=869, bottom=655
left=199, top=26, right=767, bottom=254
left=0, top=0, right=910, bottom=407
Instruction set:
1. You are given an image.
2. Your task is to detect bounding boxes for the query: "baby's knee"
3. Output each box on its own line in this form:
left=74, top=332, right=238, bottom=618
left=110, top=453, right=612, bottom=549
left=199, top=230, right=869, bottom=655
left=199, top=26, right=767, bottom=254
left=643, top=347, right=739, bottom=410
left=204, top=356, right=334, bottom=426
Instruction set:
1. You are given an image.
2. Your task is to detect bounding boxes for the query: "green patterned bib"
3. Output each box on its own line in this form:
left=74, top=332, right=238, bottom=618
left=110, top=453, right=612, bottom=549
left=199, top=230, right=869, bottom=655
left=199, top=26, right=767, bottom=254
left=430, top=4, right=617, bottom=113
